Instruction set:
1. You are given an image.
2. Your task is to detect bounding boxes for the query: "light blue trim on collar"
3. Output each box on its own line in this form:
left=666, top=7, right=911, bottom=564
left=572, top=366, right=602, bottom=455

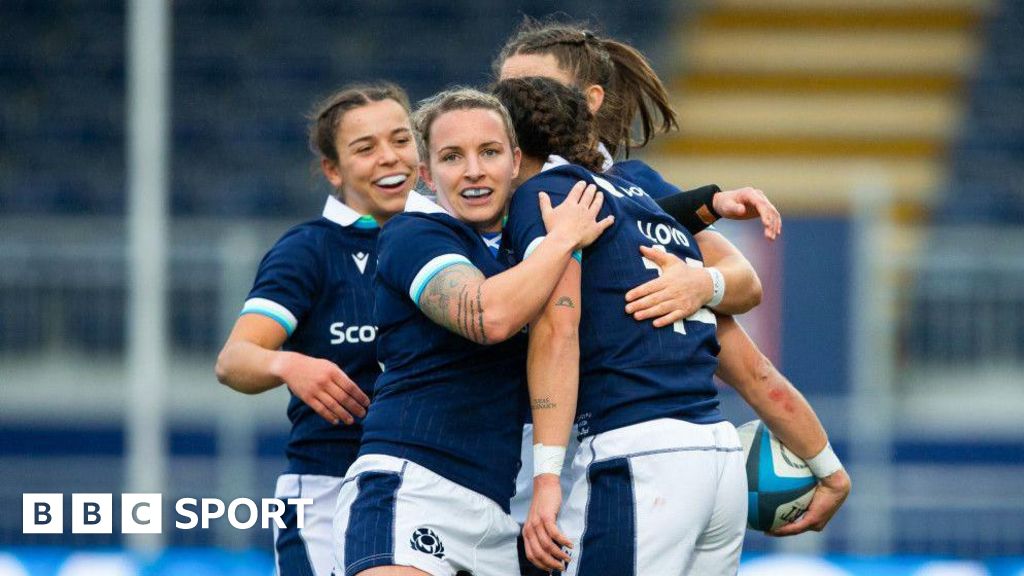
left=353, top=215, right=379, bottom=229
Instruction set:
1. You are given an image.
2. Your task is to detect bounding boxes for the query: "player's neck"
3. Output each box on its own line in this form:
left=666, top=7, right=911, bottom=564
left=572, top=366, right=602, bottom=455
left=514, top=155, right=544, bottom=186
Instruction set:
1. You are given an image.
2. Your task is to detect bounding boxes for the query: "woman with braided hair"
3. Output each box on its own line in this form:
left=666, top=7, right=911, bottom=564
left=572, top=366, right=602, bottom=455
left=496, top=19, right=851, bottom=558
left=493, top=75, right=749, bottom=575
left=330, top=82, right=766, bottom=576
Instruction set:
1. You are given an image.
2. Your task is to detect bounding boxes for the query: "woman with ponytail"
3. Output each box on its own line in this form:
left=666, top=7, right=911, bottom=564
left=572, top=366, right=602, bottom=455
left=495, top=20, right=850, bottom=558
left=495, top=75, right=749, bottom=575
left=496, top=22, right=674, bottom=159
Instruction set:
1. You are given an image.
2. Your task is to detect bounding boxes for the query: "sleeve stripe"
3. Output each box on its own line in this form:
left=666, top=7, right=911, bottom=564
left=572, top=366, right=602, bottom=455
left=523, top=236, right=545, bottom=260
left=524, top=236, right=583, bottom=264
left=409, top=253, right=472, bottom=305
left=241, top=297, right=298, bottom=336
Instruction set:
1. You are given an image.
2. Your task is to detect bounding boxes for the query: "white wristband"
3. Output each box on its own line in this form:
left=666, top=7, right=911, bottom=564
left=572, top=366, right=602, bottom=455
left=533, top=443, right=567, bottom=477
left=705, top=267, right=726, bottom=308
left=806, top=442, right=844, bottom=479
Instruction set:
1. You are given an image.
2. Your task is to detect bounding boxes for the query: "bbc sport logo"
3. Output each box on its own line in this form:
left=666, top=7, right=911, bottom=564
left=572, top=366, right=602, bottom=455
left=23, top=493, right=313, bottom=534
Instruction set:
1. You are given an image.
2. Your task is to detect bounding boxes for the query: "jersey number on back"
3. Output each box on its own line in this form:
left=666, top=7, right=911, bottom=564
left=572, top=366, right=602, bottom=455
left=640, top=245, right=717, bottom=334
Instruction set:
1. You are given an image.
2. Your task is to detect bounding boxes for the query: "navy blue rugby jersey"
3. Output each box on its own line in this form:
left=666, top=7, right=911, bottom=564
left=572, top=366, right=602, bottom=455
left=241, top=196, right=381, bottom=476
left=361, top=192, right=528, bottom=512
left=607, top=159, right=683, bottom=201
left=504, top=158, right=723, bottom=439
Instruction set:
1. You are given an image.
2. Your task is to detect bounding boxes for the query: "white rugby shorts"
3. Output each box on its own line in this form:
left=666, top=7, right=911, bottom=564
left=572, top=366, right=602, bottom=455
left=560, top=419, right=747, bottom=576
left=274, top=473, right=342, bottom=576
left=334, top=454, right=520, bottom=576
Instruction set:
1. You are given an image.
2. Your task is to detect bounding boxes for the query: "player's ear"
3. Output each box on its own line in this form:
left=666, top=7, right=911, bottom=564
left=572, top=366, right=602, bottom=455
left=418, top=163, right=436, bottom=192
left=322, top=157, right=343, bottom=189
left=585, top=84, right=604, bottom=114
left=511, top=147, right=522, bottom=180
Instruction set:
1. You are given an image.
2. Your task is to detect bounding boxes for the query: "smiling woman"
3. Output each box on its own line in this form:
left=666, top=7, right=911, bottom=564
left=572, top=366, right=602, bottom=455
left=414, top=92, right=521, bottom=233
left=313, top=91, right=419, bottom=221
left=214, top=82, right=421, bottom=576
left=331, top=88, right=613, bottom=576
left=420, top=108, right=520, bottom=233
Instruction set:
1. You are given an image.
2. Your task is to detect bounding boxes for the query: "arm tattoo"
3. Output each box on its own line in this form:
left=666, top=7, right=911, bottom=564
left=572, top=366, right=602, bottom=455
left=532, top=397, right=557, bottom=410
left=476, top=286, right=486, bottom=344
left=419, top=263, right=489, bottom=344
left=458, top=288, right=469, bottom=340
left=554, top=296, right=575, bottom=308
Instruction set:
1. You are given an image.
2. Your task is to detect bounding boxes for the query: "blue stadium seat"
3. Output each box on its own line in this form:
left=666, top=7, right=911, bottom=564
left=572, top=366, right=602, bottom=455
left=940, top=0, right=1024, bottom=226
left=1, top=0, right=677, bottom=219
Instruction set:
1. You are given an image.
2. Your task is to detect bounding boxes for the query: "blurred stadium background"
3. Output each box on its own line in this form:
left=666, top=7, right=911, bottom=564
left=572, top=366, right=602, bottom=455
left=1, top=0, right=1023, bottom=574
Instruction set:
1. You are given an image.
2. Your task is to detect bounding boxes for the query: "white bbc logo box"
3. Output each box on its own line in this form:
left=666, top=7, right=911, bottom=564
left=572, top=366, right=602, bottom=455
left=23, top=493, right=309, bottom=534
left=23, top=493, right=162, bottom=534
left=22, top=493, right=63, bottom=534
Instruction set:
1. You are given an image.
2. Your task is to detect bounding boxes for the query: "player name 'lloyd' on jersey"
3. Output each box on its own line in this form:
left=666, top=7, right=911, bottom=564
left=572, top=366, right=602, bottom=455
left=504, top=160, right=723, bottom=439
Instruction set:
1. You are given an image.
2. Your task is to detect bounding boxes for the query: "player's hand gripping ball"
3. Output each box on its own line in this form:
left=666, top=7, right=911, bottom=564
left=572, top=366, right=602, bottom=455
left=737, top=420, right=818, bottom=532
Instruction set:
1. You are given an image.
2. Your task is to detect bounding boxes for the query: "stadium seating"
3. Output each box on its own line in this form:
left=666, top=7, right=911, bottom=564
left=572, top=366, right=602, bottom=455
left=939, top=0, right=1024, bottom=225
left=0, top=0, right=675, bottom=218
left=647, top=0, right=991, bottom=218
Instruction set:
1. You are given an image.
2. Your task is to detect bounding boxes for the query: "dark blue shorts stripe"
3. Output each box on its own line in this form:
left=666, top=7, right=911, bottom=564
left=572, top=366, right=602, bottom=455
left=344, top=470, right=403, bottom=576
left=275, top=477, right=316, bottom=576
left=577, top=457, right=635, bottom=576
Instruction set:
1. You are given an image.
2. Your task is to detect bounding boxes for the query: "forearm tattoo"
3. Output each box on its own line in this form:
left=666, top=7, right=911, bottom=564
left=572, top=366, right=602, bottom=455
left=554, top=296, right=575, bottom=308
left=419, top=263, right=489, bottom=344
left=532, top=397, right=557, bottom=410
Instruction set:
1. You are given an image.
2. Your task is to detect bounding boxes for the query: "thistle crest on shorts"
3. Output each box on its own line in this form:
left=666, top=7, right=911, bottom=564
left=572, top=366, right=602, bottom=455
left=410, top=527, right=445, bottom=559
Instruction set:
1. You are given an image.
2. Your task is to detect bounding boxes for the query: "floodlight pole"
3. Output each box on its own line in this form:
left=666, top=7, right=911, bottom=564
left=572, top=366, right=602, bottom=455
left=848, top=174, right=896, bottom=555
left=126, top=0, right=170, bottom=552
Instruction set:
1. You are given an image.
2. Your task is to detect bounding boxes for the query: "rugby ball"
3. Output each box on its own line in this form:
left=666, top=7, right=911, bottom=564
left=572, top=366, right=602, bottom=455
left=737, top=419, right=817, bottom=532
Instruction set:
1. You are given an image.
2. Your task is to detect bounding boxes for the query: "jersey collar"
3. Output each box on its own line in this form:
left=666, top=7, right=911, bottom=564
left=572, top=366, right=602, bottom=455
left=540, top=145, right=614, bottom=173
left=597, top=142, right=614, bottom=171
left=404, top=191, right=450, bottom=215
left=322, top=195, right=377, bottom=228
left=541, top=154, right=570, bottom=172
